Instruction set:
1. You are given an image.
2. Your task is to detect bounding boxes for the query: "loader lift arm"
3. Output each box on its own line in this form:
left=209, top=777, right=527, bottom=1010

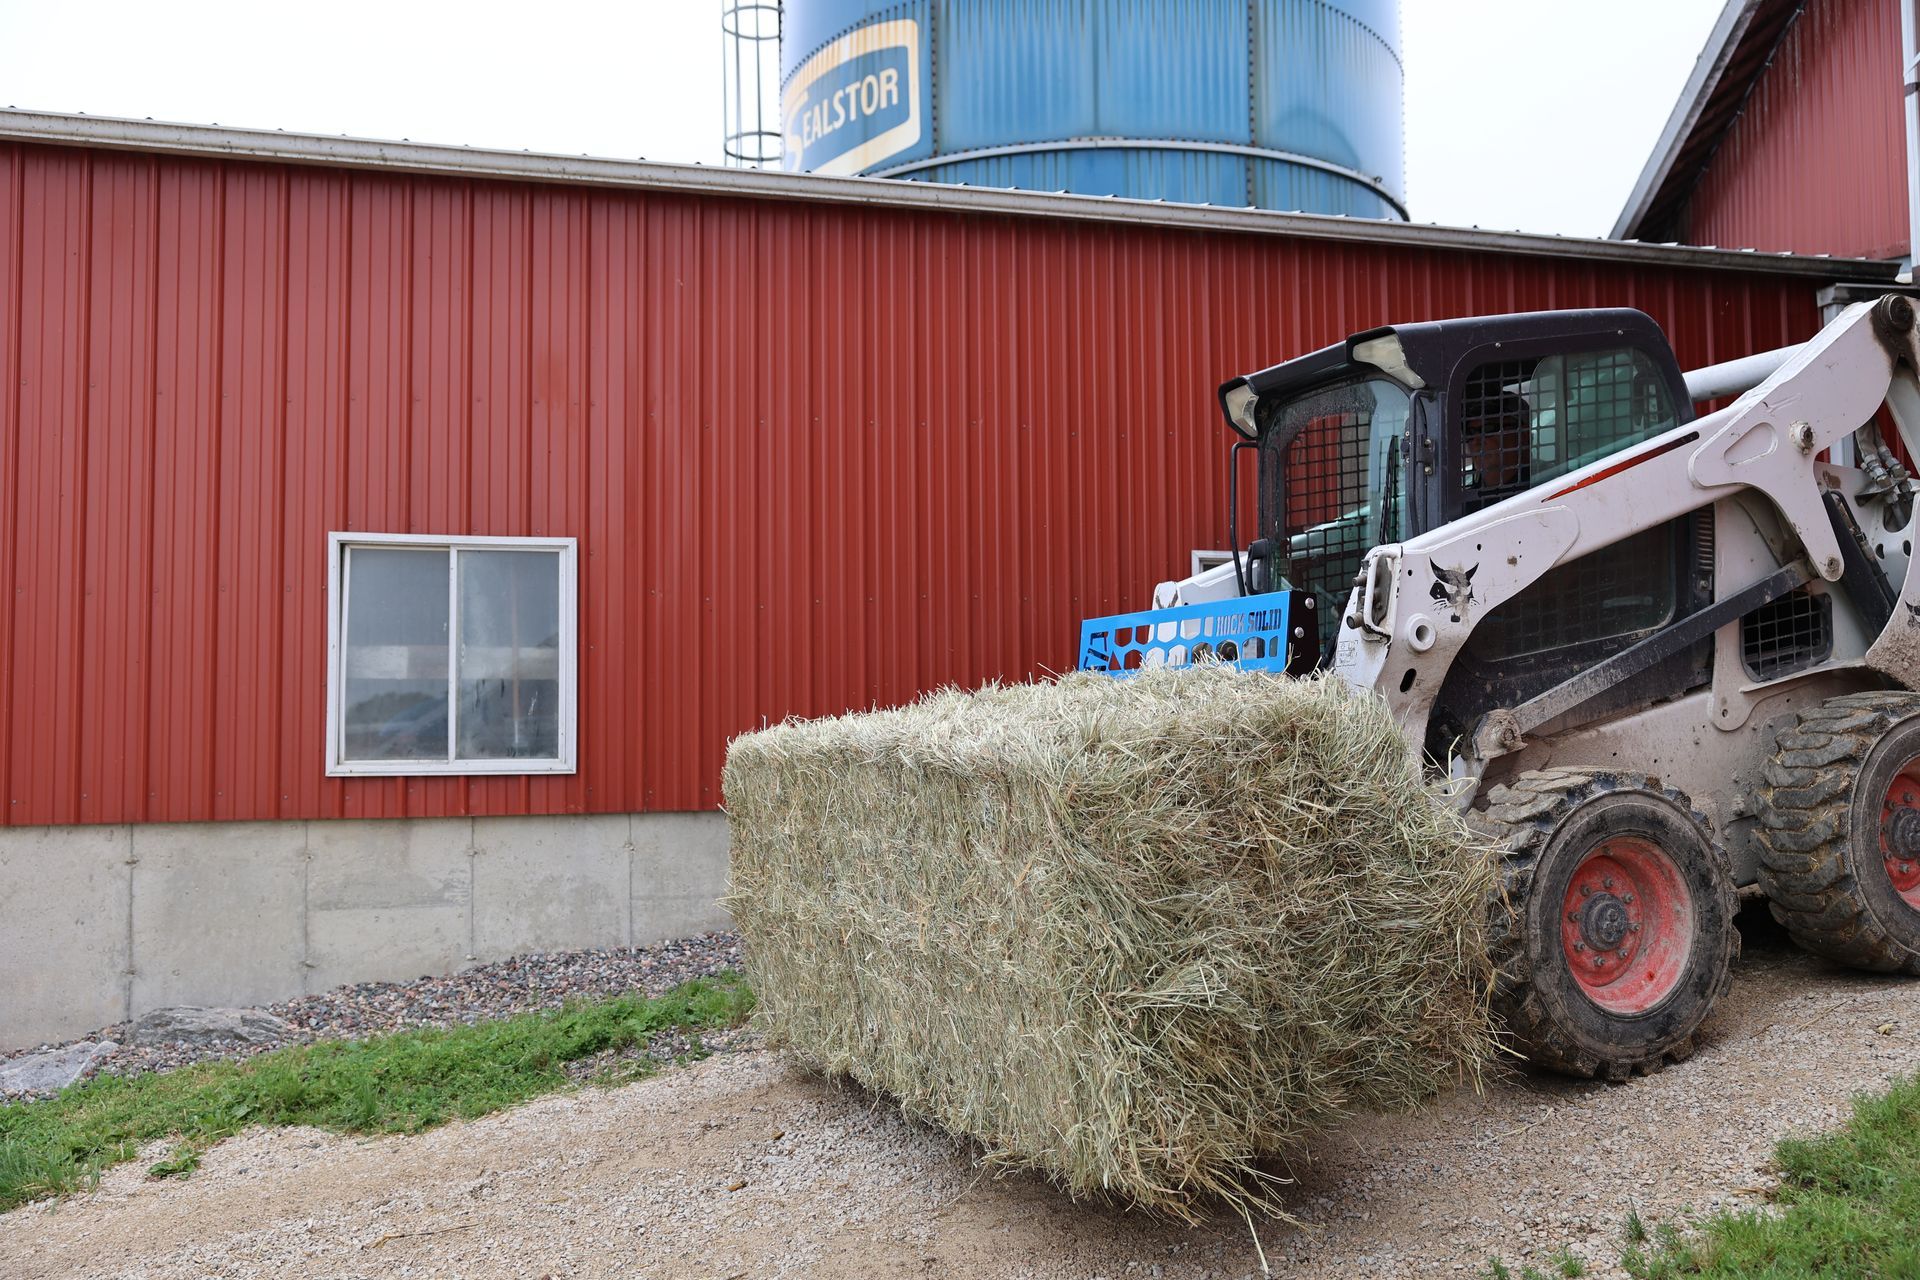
left=1339, top=295, right=1920, bottom=775
left=1096, top=294, right=1920, bottom=1079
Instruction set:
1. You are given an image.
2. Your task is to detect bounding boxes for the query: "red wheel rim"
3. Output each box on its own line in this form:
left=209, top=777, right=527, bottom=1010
left=1877, top=758, right=1920, bottom=910
left=1559, top=835, right=1695, bottom=1014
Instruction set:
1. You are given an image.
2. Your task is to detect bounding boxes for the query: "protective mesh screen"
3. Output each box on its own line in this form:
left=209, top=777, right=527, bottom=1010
left=1460, top=347, right=1679, bottom=515
left=1283, top=414, right=1370, bottom=529
left=1282, top=413, right=1371, bottom=619
left=1467, top=523, right=1677, bottom=661
left=1741, top=589, right=1833, bottom=681
left=1264, top=379, right=1409, bottom=621
left=1460, top=358, right=1537, bottom=513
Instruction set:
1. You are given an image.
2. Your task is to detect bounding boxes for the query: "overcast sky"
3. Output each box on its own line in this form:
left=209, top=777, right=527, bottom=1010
left=0, top=0, right=1723, bottom=239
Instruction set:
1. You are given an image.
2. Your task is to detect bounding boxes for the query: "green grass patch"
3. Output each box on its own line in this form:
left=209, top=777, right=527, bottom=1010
left=1479, top=1247, right=1586, bottom=1280
left=1619, top=1069, right=1920, bottom=1277
left=0, top=973, right=752, bottom=1213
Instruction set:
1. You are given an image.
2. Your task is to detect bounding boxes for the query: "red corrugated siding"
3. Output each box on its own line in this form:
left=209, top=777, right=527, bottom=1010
left=1686, top=0, right=1907, bottom=261
left=0, top=140, right=1826, bottom=826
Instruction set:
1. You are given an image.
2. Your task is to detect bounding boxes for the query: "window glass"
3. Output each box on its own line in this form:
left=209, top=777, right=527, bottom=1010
left=457, top=550, right=562, bottom=759
left=1260, top=377, right=1410, bottom=620
left=331, top=536, right=574, bottom=774
left=342, top=547, right=451, bottom=761
left=1460, top=347, right=1679, bottom=514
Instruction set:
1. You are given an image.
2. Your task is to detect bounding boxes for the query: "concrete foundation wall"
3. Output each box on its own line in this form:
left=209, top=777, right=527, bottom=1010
left=0, top=812, right=731, bottom=1051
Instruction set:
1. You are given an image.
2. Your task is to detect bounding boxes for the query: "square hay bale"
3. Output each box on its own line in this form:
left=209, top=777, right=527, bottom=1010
left=722, top=667, right=1495, bottom=1218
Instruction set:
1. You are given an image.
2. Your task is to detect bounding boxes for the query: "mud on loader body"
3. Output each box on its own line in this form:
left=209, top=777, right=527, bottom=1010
left=1081, top=295, right=1920, bottom=1079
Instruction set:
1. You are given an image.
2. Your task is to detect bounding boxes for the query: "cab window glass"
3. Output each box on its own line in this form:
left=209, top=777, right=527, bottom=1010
left=1258, top=377, right=1411, bottom=618
left=1459, top=347, right=1678, bottom=514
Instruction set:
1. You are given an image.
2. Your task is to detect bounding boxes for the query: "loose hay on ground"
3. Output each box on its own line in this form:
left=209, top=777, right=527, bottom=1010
left=722, top=667, right=1497, bottom=1220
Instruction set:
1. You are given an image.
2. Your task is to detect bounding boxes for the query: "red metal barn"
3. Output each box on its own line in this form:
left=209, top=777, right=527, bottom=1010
left=1616, top=0, right=1909, bottom=261
left=0, top=112, right=1895, bottom=1048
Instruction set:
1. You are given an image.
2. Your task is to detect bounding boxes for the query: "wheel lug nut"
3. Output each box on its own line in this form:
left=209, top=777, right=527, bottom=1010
left=1630, top=923, right=1642, bottom=933
left=1603, top=876, right=1615, bottom=889
left=1618, top=948, right=1630, bottom=958
left=1568, top=911, right=1580, bottom=922
left=1593, top=956, right=1606, bottom=968
left=1581, top=884, right=1593, bottom=897
left=1574, top=941, right=1586, bottom=952
left=1622, top=893, right=1635, bottom=904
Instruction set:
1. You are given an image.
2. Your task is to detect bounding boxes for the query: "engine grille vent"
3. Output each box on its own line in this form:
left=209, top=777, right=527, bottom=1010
left=1741, top=589, right=1832, bottom=682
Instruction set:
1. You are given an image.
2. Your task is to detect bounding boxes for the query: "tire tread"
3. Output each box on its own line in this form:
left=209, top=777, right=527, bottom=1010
left=1755, top=692, right=1920, bottom=975
left=1474, top=768, right=1735, bottom=1079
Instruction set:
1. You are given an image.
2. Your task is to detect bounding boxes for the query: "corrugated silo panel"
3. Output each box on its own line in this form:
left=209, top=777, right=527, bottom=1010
left=1252, top=0, right=1405, bottom=201
left=933, top=0, right=1096, bottom=150
left=1093, top=0, right=1249, bottom=140
left=920, top=147, right=1250, bottom=207
left=1322, top=0, right=1400, bottom=44
left=781, top=0, right=933, bottom=175
left=785, top=0, right=1406, bottom=215
left=780, top=0, right=905, bottom=82
left=1251, top=158, right=1399, bottom=219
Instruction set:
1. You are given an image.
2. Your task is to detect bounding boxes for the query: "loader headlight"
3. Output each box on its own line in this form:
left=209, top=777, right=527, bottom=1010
left=1222, top=381, right=1259, bottom=440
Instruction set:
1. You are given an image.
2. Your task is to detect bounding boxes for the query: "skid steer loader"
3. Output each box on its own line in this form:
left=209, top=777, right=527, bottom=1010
left=1078, top=294, right=1920, bottom=1079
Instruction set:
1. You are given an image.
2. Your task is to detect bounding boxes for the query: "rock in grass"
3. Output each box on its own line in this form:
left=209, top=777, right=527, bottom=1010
left=132, top=1006, right=291, bottom=1047
left=723, top=667, right=1497, bottom=1221
left=0, top=1040, right=118, bottom=1094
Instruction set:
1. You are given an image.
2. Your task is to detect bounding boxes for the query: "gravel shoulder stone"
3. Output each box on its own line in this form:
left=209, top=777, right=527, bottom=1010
left=0, top=931, right=744, bottom=1101
left=2, top=914, right=1916, bottom=1278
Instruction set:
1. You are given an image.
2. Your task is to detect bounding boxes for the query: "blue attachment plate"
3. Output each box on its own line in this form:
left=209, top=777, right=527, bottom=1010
left=1078, top=592, right=1294, bottom=675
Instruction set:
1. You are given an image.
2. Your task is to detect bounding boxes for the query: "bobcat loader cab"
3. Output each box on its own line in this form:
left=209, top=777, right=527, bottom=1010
left=1084, top=297, right=1920, bottom=1078
left=1219, top=308, right=1711, bottom=775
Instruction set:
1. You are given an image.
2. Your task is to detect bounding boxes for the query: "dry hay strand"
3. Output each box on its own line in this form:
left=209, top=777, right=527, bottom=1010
left=722, top=667, right=1497, bottom=1221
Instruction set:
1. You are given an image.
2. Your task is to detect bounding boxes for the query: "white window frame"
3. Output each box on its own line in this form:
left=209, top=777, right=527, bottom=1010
left=325, top=532, right=579, bottom=777
left=1190, top=549, right=1236, bottom=577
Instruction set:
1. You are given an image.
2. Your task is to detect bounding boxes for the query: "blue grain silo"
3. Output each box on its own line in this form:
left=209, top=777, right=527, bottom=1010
left=778, top=0, right=1405, bottom=219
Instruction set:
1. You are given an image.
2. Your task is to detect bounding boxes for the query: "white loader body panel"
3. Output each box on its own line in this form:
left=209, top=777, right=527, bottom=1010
left=1330, top=299, right=1920, bottom=878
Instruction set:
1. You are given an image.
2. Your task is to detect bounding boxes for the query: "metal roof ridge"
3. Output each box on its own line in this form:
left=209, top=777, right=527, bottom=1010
left=0, top=105, right=1894, bottom=280
left=1611, top=0, right=1764, bottom=241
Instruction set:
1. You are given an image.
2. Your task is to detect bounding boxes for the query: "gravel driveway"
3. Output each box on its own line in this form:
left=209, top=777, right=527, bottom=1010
left=4, top=915, right=1917, bottom=1279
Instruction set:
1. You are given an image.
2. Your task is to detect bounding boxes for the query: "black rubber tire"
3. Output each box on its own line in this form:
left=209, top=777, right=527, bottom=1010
left=1474, top=768, right=1738, bottom=1081
left=1755, top=691, right=1920, bottom=975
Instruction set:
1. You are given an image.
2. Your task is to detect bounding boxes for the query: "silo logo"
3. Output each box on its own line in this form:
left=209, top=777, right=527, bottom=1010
left=783, top=18, right=923, bottom=176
